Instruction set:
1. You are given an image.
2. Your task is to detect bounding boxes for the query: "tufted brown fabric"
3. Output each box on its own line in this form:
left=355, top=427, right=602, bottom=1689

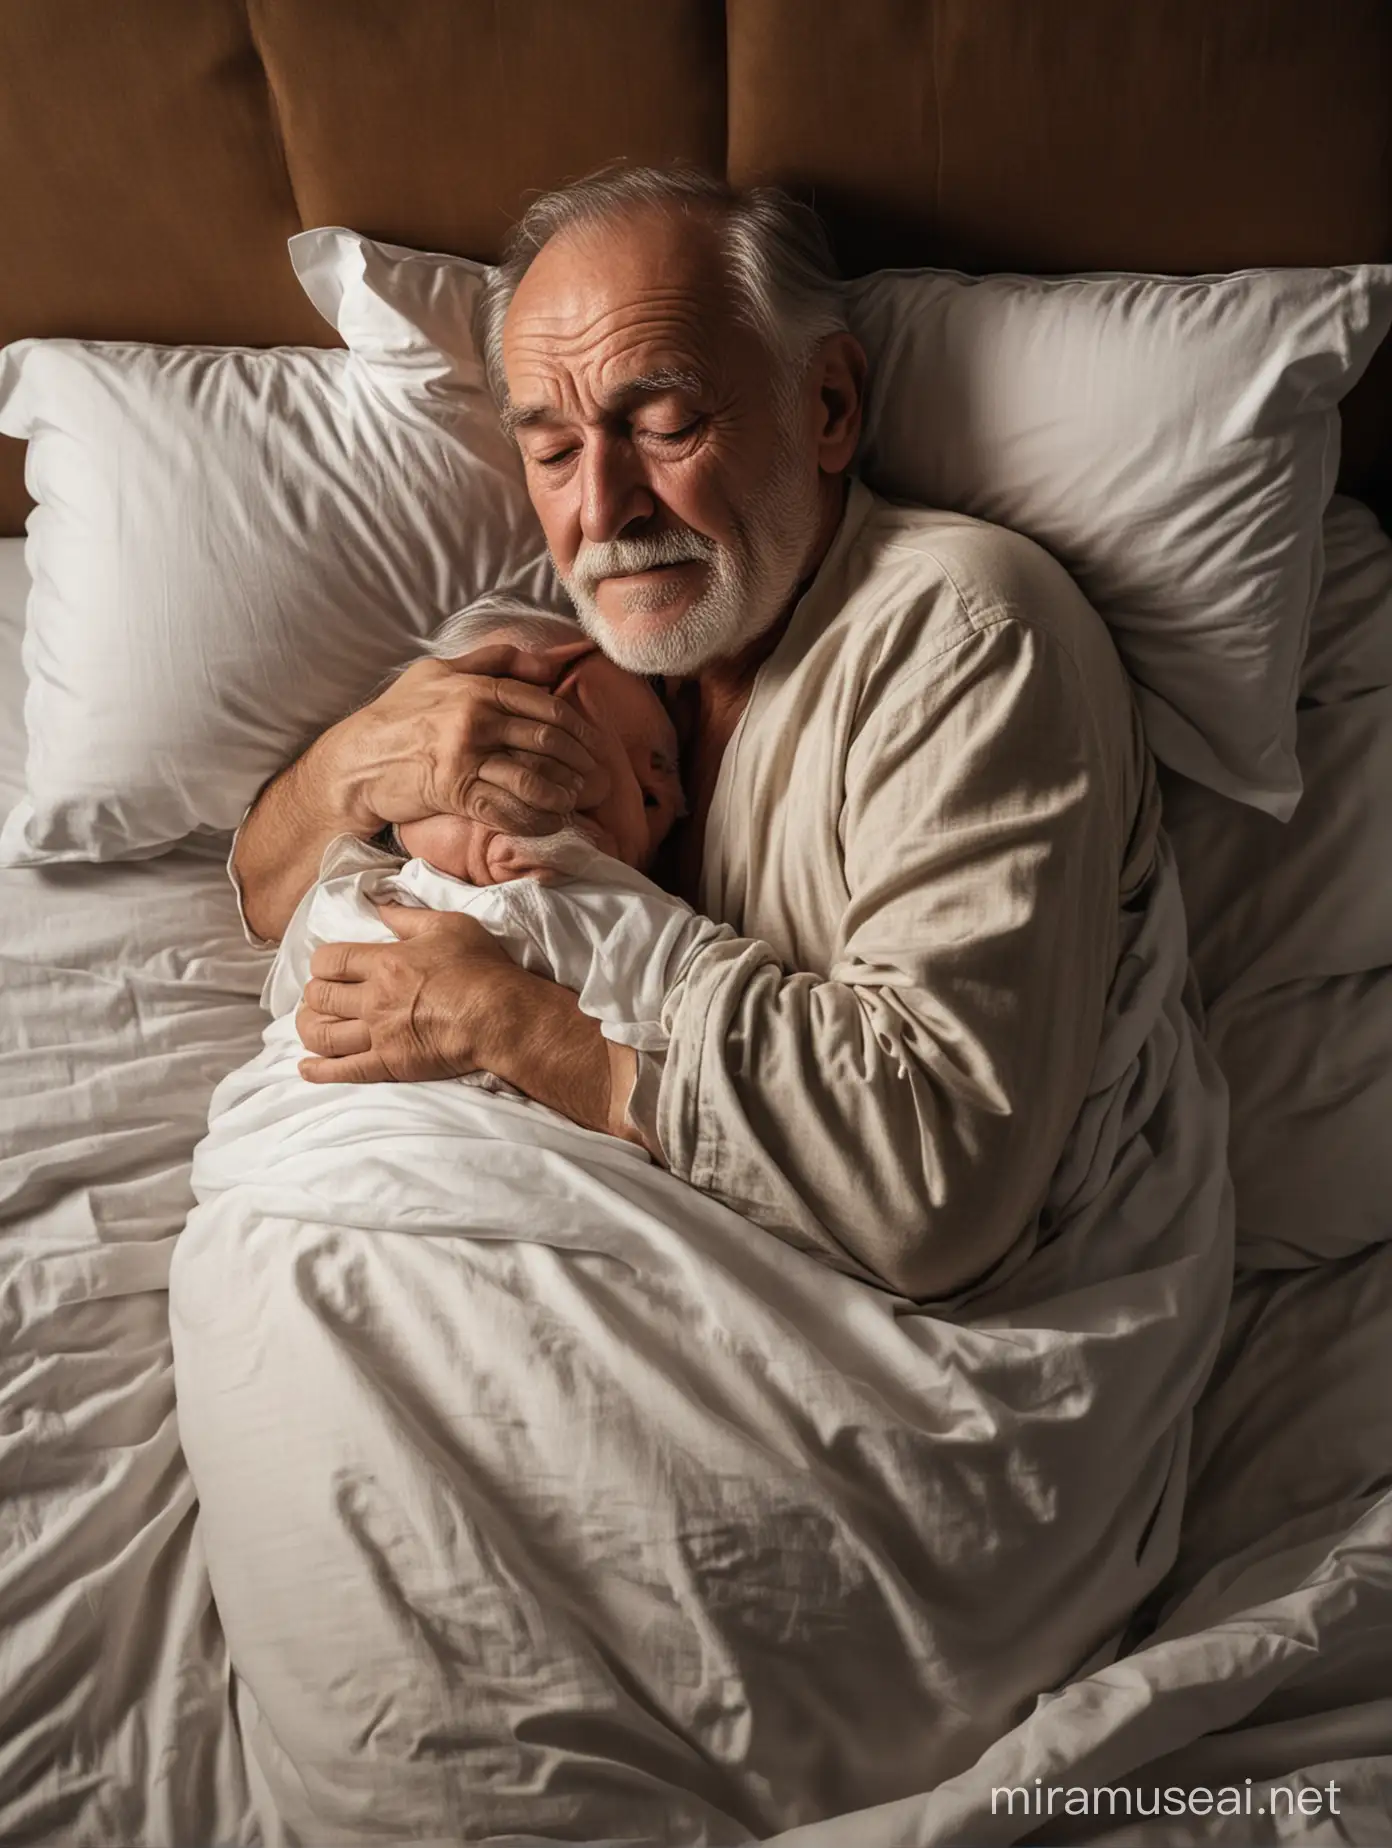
left=726, top=0, right=1392, bottom=274
left=246, top=0, right=727, bottom=261
left=3, top=0, right=1390, bottom=531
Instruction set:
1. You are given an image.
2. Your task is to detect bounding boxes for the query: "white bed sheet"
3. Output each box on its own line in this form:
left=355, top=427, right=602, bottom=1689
left=1, top=505, right=1390, bottom=1845
left=0, top=535, right=270, bottom=1841
left=0, top=852, right=271, bottom=1844
left=1164, top=497, right=1392, bottom=1269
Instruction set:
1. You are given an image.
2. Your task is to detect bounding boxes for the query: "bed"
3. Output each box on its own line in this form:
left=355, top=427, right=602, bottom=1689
left=2, top=4, right=1391, bottom=1844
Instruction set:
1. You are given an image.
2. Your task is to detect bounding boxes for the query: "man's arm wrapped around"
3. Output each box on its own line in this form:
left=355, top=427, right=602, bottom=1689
left=653, top=613, right=1129, bottom=1301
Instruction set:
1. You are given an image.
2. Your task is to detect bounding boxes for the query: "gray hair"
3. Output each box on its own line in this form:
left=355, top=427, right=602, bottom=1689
left=419, top=593, right=585, bottom=663
left=475, top=164, right=848, bottom=412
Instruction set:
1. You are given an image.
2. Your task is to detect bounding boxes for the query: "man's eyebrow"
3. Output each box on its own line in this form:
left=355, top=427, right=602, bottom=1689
left=500, top=402, right=560, bottom=438
left=607, top=368, right=706, bottom=406
left=501, top=368, right=707, bottom=439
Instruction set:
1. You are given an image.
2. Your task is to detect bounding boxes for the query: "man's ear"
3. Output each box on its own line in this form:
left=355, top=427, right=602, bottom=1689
left=812, top=331, right=867, bottom=477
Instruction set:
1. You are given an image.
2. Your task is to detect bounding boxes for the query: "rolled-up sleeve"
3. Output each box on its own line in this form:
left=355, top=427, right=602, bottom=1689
left=655, top=614, right=1124, bottom=1300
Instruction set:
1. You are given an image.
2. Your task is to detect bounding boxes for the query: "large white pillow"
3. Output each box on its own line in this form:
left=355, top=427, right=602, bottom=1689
left=851, top=265, right=1392, bottom=817
left=0, top=539, right=27, bottom=809
left=0, top=228, right=561, bottom=864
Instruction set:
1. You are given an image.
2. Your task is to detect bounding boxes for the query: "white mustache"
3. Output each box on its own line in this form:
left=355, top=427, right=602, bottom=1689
left=568, top=528, right=715, bottom=597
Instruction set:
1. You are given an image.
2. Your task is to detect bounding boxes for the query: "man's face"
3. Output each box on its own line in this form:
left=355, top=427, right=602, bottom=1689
left=500, top=206, right=824, bottom=676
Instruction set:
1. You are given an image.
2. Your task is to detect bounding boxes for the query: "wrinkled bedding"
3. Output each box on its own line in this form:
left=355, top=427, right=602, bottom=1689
left=170, top=820, right=1232, bottom=1842
left=765, top=1242, right=1392, bottom=1846
left=1164, top=496, right=1392, bottom=1270
left=0, top=529, right=265, bottom=1845
left=2, top=499, right=1391, bottom=1846
left=0, top=845, right=269, bottom=1842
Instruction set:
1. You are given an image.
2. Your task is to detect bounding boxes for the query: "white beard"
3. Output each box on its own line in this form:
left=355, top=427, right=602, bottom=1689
left=558, top=424, right=824, bottom=677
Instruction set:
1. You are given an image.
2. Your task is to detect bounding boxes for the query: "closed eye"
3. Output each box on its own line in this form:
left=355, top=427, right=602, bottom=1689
left=645, top=418, right=702, bottom=446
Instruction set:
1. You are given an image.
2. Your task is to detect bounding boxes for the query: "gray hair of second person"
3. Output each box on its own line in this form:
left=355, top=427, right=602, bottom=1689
left=417, top=595, right=585, bottom=665
left=474, top=165, right=850, bottom=415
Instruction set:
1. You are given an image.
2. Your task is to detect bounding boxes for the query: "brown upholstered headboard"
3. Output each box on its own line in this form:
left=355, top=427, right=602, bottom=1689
left=3, top=0, right=1390, bottom=535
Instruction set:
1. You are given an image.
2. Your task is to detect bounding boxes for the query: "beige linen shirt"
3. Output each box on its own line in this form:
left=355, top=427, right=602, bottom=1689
left=652, top=480, right=1161, bottom=1298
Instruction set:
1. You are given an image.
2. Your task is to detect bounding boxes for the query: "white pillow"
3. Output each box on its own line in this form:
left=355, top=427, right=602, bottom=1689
left=0, top=228, right=561, bottom=864
left=851, top=265, right=1392, bottom=817
left=0, top=539, right=28, bottom=802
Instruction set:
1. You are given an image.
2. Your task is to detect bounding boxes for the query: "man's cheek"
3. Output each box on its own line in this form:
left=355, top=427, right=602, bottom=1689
left=532, top=493, right=580, bottom=574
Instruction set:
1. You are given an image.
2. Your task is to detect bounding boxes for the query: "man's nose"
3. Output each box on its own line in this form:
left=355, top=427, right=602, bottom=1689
left=578, top=433, right=655, bottom=543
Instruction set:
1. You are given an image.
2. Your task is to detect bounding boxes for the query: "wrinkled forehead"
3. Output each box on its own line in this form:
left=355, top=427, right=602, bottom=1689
left=501, top=207, right=753, bottom=406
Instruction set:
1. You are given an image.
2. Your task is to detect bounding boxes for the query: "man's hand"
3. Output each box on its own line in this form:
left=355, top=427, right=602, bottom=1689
left=328, top=641, right=610, bottom=840
left=296, top=903, right=644, bottom=1145
left=233, top=639, right=609, bottom=943
left=296, top=905, right=520, bottom=1085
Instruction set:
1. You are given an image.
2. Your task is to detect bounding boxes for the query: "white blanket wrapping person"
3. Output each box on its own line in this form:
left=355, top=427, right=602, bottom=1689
left=170, top=833, right=1232, bottom=1847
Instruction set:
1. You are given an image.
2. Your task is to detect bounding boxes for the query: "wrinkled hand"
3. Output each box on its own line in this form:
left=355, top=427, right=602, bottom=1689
left=297, top=898, right=647, bottom=1146
left=296, top=903, right=522, bottom=1084
left=325, top=639, right=610, bottom=841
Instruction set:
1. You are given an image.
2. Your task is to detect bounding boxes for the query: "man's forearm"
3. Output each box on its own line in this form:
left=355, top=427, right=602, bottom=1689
left=232, top=734, right=371, bottom=943
left=485, top=970, right=645, bottom=1147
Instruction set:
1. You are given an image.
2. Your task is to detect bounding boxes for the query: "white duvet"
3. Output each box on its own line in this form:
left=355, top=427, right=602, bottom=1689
left=6, top=504, right=1392, bottom=1846
left=171, top=823, right=1233, bottom=1845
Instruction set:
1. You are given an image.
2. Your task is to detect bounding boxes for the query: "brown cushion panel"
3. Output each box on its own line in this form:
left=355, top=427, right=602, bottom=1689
left=727, top=0, right=1392, bottom=273
left=0, top=447, right=29, bottom=536
left=247, top=0, right=728, bottom=261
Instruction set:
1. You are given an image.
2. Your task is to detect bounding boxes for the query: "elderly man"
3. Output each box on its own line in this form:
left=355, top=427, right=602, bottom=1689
left=232, top=167, right=1174, bottom=1301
